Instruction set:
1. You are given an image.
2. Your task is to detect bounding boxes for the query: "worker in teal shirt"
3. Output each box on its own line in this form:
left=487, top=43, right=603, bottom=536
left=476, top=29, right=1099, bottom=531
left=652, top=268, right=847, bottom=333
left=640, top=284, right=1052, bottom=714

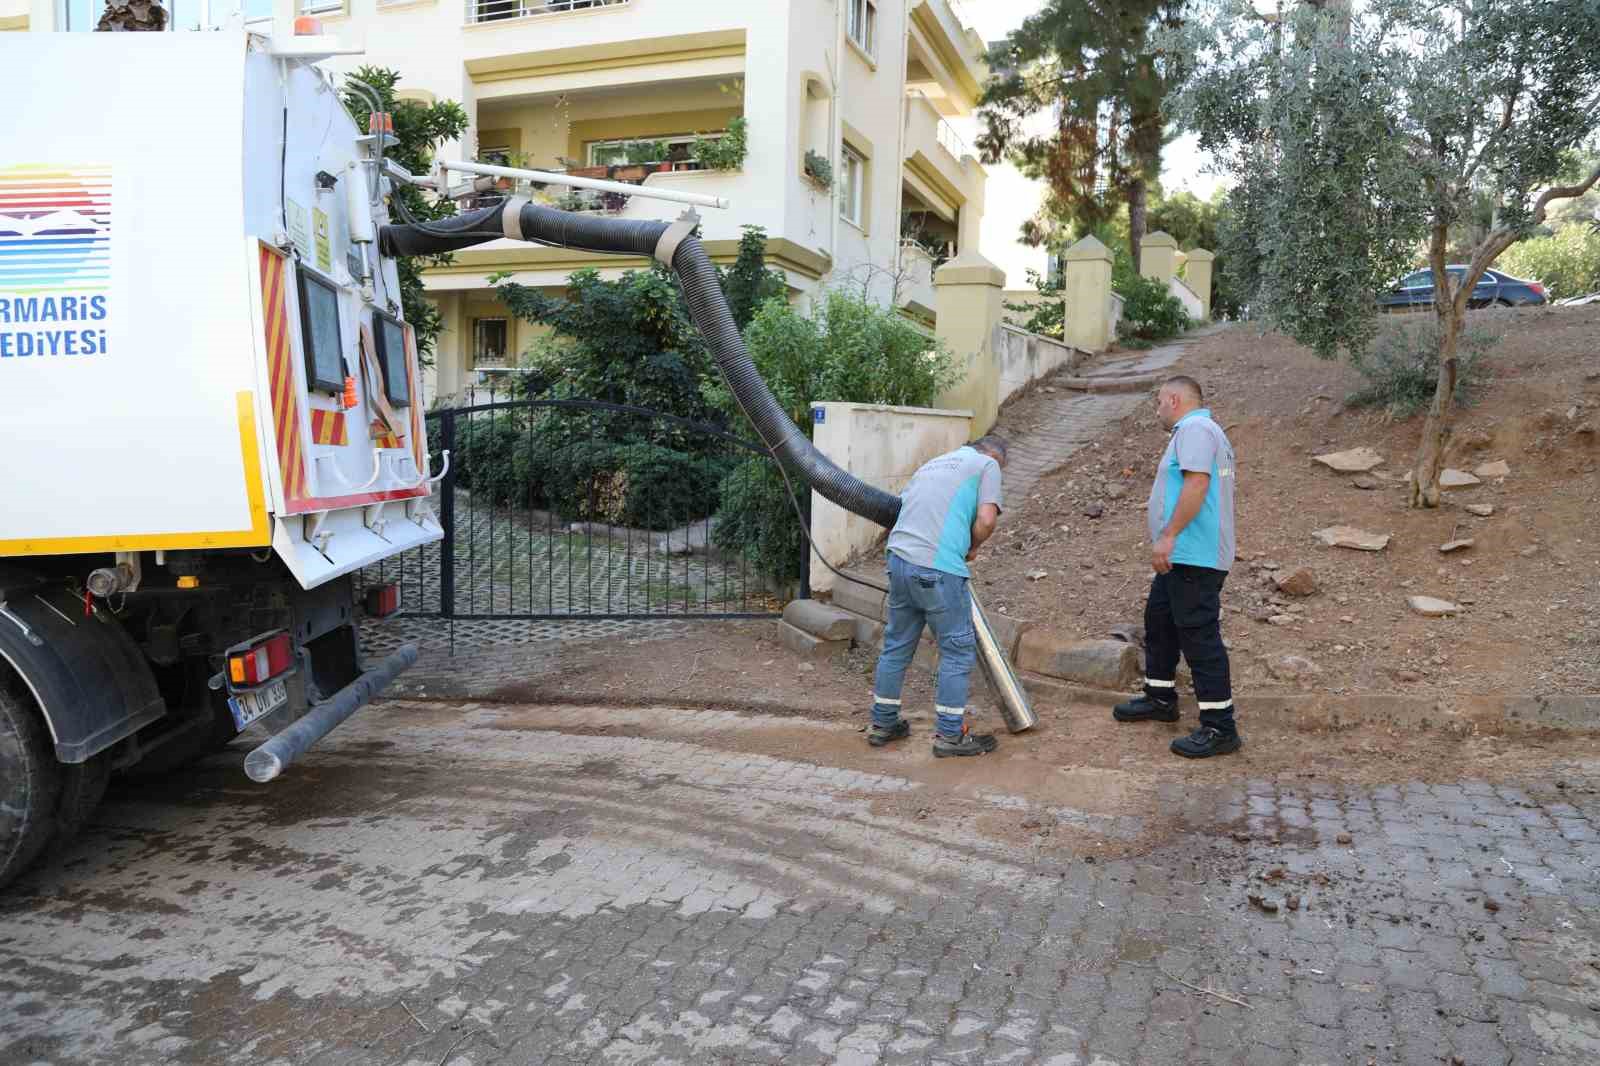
left=1114, top=375, right=1241, bottom=758
left=867, top=435, right=1008, bottom=757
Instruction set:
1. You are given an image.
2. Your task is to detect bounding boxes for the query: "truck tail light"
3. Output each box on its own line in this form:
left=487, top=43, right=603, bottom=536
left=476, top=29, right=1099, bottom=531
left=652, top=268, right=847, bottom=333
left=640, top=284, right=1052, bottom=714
left=369, top=113, right=395, bottom=136
left=1530, top=282, right=1545, bottom=298
left=365, top=583, right=400, bottom=618
left=294, top=16, right=323, bottom=34
left=228, top=632, right=293, bottom=687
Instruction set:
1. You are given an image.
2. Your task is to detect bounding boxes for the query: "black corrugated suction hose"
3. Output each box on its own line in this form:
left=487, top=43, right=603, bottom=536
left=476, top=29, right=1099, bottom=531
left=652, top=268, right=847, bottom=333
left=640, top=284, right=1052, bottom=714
left=667, top=236, right=902, bottom=528
left=379, top=204, right=904, bottom=528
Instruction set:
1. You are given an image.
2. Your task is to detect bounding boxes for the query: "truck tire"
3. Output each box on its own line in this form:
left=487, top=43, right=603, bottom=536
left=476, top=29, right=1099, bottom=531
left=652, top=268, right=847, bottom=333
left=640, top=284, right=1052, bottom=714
left=54, top=754, right=111, bottom=841
left=0, top=680, right=63, bottom=891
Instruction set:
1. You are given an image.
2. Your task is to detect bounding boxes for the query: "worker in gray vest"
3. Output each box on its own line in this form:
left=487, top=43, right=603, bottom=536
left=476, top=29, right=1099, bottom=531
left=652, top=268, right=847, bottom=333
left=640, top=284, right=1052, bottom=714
left=867, top=435, right=1007, bottom=757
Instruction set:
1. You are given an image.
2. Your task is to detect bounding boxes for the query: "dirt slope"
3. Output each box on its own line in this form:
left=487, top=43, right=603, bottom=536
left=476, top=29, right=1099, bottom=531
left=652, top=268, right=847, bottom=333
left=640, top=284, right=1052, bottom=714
left=979, top=304, right=1600, bottom=696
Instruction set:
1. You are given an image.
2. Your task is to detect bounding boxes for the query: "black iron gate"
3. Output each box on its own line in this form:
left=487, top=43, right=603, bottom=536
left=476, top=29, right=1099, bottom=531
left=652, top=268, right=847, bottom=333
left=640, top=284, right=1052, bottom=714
left=358, top=394, right=792, bottom=623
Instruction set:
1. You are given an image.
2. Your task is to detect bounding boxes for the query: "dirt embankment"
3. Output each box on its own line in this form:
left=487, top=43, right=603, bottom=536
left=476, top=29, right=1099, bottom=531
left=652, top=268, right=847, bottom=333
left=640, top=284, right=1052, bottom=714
left=978, top=305, right=1600, bottom=696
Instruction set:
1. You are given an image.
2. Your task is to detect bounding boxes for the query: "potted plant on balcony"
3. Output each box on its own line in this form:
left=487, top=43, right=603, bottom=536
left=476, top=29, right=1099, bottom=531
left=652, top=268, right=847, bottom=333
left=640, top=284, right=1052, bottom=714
left=694, top=116, right=748, bottom=172
left=610, top=140, right=670, bottom=182
left=803, top=148, right=833, bottom=192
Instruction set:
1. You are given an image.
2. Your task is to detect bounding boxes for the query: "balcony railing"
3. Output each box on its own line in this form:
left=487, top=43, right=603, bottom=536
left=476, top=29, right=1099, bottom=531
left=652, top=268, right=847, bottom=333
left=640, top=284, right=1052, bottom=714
left=906, top=89, right=973, bottom=163
left=465, top=0, right=628, bottom=25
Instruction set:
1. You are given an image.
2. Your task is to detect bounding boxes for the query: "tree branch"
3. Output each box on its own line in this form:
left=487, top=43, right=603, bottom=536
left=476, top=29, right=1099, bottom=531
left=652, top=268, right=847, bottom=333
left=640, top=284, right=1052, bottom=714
left=1531, top=161, right=1600, bottom=227
left=1461, top=89, right=1517, bottom=188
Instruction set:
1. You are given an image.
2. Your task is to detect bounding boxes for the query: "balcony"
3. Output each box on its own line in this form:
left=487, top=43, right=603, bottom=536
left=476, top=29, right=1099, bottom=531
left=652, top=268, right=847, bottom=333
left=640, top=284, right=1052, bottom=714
left=461, top=0, right=746, bottom=95
left=903, top=89, right=980, bottom=216
left=465, top=0, right=628, bottom=26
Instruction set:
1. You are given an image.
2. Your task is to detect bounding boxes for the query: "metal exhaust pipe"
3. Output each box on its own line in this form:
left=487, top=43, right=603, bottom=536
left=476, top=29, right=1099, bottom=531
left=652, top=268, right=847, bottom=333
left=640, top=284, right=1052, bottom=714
left=244, top=643, right=419, bottom=783
left=970, top=589, right=1037, bottom=733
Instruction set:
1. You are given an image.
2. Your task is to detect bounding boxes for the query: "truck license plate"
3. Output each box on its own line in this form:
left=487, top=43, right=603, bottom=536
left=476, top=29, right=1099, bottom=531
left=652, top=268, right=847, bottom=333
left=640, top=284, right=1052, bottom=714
left=228, top=679, right=288, bottom=730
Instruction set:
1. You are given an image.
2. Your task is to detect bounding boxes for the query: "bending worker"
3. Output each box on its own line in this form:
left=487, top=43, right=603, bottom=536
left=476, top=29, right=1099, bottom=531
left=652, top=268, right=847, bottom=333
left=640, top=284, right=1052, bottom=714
left=867, top=435, right=1008, bottom=757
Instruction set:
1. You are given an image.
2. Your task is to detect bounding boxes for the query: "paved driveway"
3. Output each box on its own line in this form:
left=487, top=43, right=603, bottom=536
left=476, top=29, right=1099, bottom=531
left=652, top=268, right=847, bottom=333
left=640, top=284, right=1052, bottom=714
left=1, top=699, right=1597, bottom=1065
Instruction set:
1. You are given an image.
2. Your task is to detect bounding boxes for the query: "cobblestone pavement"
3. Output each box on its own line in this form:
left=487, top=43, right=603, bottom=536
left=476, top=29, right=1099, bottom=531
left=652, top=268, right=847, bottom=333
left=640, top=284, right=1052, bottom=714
left=1, top=693, right=1597, bottom=1066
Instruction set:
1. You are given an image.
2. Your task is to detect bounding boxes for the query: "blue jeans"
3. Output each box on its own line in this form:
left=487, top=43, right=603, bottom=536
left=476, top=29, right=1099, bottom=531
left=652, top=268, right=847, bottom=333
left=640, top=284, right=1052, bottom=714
left=872, top=553, right=977, bottom=739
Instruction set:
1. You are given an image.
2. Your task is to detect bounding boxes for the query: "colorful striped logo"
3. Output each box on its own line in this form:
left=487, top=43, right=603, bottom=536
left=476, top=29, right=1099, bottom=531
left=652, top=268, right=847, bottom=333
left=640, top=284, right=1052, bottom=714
left=310, top=408, right=349, bottom=446
left=258, top=246, right=309, bottom=504
left=0, top=164, right=111, bottom=294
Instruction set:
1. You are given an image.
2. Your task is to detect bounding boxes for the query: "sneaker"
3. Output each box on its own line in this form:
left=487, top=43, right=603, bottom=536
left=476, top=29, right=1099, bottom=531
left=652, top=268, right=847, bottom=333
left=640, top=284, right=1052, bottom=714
left=1112, top=694, right=1180, bottom=723
left=867, top=720, right=910, bottom=747
left=1171, top=726, right=1242, bottom=759
left=932, top=732, right=998, bottom=758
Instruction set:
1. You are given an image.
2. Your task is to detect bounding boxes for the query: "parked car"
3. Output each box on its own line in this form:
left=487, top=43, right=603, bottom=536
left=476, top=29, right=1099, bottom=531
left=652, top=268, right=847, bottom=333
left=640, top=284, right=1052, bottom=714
left=1380, top=267, right=1547, bottom=311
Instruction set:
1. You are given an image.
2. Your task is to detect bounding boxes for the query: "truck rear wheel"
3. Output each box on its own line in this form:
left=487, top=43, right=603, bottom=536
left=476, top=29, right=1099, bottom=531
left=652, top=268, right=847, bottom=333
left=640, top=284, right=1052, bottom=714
left=0, top=680, right=63, bottom=891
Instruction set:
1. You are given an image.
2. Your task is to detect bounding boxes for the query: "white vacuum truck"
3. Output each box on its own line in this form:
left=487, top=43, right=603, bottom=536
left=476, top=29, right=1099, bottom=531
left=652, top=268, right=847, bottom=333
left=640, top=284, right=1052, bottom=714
left=0, top=20, right=1033, bottom=890
left=0, top=27, right=444, bottom=887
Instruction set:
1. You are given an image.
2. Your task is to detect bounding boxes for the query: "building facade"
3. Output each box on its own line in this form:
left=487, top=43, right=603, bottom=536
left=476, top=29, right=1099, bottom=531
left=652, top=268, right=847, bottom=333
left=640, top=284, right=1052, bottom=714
left=9, top=0, right=991, bottom=404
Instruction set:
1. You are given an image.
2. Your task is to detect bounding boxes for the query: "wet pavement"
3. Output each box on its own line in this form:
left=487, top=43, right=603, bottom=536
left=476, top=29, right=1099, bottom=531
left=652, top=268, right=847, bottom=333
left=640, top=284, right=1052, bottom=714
left=1, top=698, right=1598, bottom=1066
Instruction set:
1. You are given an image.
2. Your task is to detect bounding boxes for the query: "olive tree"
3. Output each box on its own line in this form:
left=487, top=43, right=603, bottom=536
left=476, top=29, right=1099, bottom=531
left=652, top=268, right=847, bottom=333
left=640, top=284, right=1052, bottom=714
left=1187, top=0, right=1600, bottom=506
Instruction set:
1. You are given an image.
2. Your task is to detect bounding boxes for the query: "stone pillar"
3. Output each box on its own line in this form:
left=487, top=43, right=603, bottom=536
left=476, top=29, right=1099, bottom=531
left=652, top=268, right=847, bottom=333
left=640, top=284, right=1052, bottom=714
left=1061, top=235, right=1113, bottom=353
left=1140, top=230, right=1179, bottom=284
left=933, top=251, right=1007, bottom=434
left=1183, top=247, right=1215, bottom=321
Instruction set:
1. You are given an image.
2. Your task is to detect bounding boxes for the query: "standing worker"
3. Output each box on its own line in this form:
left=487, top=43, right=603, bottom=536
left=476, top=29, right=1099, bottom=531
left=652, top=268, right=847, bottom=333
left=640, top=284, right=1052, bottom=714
left=867, top=435, right=1008, bottom=757
left=1113, top=376, right=1241, bottom=758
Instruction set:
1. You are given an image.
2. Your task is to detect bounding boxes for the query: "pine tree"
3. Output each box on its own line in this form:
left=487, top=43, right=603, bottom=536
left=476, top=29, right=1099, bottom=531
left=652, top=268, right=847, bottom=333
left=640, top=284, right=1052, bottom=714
left=977, top=0, right=1189, bottom=265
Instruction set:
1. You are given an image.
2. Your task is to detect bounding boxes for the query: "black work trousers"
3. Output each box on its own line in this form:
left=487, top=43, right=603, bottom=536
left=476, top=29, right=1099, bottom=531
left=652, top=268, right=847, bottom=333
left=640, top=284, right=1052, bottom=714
left=1143, top=564, right=1235, bottom=733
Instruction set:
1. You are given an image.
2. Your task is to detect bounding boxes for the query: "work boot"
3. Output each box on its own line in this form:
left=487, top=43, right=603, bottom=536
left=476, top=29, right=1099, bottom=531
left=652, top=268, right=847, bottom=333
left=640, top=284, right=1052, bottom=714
left=867, top=720, right=910, bottom=748
left=932, top=731, right=998, bottom=758
left=1170, top=726, right=1242, bottom=759
left=1113, top=694, right=1179, bottom=723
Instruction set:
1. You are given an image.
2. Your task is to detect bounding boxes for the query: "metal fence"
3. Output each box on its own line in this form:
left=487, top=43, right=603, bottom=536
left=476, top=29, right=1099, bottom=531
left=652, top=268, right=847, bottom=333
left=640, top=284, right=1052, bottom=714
left=357, top=394, right=790, bottom=623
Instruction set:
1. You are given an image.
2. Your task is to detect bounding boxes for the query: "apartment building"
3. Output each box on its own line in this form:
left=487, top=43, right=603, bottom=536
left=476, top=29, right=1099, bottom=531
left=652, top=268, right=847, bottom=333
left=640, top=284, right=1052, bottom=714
left=8, top=0, right=992, bottom=403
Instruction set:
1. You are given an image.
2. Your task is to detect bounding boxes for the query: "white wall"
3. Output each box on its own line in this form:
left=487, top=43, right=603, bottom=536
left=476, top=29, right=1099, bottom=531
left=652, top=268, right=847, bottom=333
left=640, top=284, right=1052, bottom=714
left=995, top=324, right=1080, bottom=407
left=808, top=401, right=972, bottom=593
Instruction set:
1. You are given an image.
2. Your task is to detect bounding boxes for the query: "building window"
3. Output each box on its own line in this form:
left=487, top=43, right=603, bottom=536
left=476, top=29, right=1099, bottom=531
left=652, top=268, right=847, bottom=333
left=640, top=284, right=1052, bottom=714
left=839, top=145, right=866, bottom=228
left=300, top=0, right=343, bottom=13
left=847, top=0, right=876, bottom=56
left=585, top=134, right=708, bottom=168
left=473, top=318, right=509, bottom=368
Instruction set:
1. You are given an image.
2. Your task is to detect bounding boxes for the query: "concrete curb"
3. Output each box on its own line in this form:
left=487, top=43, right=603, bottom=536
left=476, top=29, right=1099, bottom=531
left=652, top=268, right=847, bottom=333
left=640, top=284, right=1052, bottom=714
left=1019, top=672, right=1600, bottom=734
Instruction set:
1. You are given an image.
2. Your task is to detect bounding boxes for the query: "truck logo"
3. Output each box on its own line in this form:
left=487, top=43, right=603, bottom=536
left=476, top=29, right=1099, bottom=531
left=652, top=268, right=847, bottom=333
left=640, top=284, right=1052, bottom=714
left=0, top=164, right=112, bottom=359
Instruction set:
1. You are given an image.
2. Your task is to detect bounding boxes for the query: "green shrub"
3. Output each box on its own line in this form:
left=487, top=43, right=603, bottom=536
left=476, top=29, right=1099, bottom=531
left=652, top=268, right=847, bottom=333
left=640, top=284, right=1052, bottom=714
left=546, top=441, right=730, bottom=530
left=1003, top=268, right=1065, bottom=340
left=695, top=116, right=748, bottom=171
left=450, top=416, right=532, bottom=506
left=707, top=292, right=962, bottom=581
left=1116, top=272, right=1192, bottom=342
left=712, top=458, right=804, bottom=583
left=1496, top=223, right=1600, bottom=301
left=1347, top=320, right=1499, bottom=417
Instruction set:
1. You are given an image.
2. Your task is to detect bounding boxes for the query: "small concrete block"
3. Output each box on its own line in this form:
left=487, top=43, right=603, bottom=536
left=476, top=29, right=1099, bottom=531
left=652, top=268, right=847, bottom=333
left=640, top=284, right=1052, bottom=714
left=983, top=612, right=1033, bottom=663
left=830, top=578, right=887, bottom=622
left=852, top=617, right=885, bottom=649
left=783, top=599, right=858, bottom=642
left=1015, top=632, right=1141, bottom=689
left=776, top=619, right=849, bottom=661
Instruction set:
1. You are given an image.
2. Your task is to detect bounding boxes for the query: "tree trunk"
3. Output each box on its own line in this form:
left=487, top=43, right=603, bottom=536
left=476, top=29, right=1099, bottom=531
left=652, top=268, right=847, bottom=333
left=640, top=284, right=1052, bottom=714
left=1127, top=177, right=1147, bottom=268
left=1409, top=298, right=1462, bottom=508
left=96, top=0, right=168, bottom=30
